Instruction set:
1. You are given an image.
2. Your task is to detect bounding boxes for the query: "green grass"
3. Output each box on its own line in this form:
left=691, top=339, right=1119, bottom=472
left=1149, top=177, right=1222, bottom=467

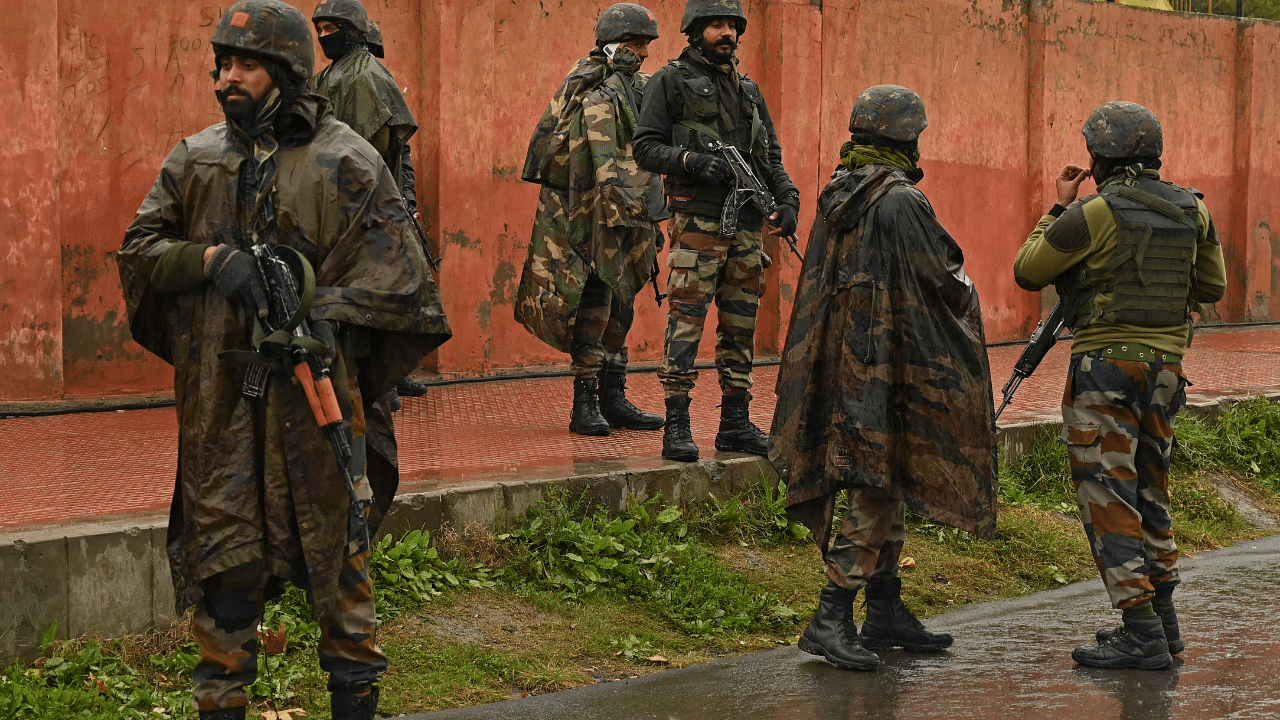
left=5, top=400, right=1280, bottom=718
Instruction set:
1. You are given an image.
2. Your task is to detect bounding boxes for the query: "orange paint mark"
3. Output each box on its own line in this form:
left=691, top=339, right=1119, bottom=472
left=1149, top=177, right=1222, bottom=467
left=230, top=11, right=250, bottom=28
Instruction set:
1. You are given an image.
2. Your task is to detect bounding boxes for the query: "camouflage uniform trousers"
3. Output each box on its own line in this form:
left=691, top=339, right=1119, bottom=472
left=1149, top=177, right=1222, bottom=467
left=569, top=272, right=635, bottom=378
left=191, top=548, right=386, bottom=711
left=1061, top=352, right=1187, bottom=610
left=824, top=485, right=906, bottom=591
left=658, top=213, right=765, bottom=398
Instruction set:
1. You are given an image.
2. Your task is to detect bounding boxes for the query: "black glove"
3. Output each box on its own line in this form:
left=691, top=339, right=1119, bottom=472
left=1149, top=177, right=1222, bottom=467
left=684, top=152, right=732, bottom=186
left=309, top=319, right=337, bottom=365
left=770, top=200, right=799, bottom=236
left=204, top=245, right=268, bottom=318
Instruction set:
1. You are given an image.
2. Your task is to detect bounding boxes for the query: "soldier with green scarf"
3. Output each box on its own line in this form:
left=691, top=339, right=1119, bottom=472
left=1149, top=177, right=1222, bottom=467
left=771, top=85, right=996, bottom=671
left=516, top=3, right=668, bottom=436
left=117, top=3, right=450, bottom=717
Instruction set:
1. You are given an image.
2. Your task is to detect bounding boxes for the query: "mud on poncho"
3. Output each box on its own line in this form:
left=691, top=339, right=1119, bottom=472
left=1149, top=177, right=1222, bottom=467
left=769, top=164, right=997, bottom=550
left=515, top=50, right=663, bottom=351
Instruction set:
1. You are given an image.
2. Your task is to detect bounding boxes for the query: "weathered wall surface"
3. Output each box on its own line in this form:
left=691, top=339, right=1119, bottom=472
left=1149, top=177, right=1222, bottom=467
left=2, top=0, right=1277, bottom=401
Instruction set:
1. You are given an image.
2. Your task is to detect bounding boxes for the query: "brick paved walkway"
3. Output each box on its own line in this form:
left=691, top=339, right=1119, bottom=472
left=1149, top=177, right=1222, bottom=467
left=5, top=326, right=1279, bottom=532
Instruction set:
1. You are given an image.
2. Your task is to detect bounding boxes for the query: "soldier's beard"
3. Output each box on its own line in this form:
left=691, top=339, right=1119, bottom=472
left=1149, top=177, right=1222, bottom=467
left=216, top=88, right=263, bottom=127
left=701, top=38, right=737, bottom=64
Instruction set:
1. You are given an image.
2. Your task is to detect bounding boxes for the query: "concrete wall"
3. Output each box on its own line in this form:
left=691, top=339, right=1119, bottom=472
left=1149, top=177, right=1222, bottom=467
left=2, top=0, right=1278, bottom=401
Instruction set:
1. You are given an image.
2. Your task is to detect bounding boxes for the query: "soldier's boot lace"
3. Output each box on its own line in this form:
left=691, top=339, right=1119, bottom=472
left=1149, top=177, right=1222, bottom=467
left=198, top=709, right=246, bottom=720
left=396, top=376, right=430, bottom=398
left=713, top=393, right=770, bottom=456
left=1097, top=591, right=1183, bottom=655
left=1074, top=604, right=1172, bottom=669
left=599, top=369, right=664, bottom=430
left=662, top=395, right=699, bottom=461
left=569, top=376, right=611, bottom=436
left=861, top=575, right=954, bottom=652
left=331, top=682, right=380, bottom=720
left=798, top=581, right=880, bottom=671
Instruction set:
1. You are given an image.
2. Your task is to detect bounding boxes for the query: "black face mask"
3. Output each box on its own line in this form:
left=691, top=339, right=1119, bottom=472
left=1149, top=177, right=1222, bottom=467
left=319, top=28, right=357, bottom=61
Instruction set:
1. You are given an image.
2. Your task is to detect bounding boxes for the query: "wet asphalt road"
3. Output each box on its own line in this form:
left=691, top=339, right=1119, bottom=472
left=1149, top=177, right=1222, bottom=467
left=405, top=534, right=1280, bottom=720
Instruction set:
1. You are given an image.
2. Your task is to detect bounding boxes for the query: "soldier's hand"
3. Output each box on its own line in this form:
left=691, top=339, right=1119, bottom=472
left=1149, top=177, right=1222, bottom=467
left=310, top=319, right=338, bottom=366
left=1056, top=164, right=1091, bottom=207
left=685, top=152, right=733, bottom=185
left=204, top=245, right=268, bottom=319
left=767, top=203, right=798, bottom=237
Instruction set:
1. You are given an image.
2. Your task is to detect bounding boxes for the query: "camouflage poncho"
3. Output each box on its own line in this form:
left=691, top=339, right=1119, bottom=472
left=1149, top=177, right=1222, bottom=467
left=515, top=49, right=664, bottom=351
left=769, top=164, right=997, bottom=549
left=117, top=95, right=450, bottom=615
left=311, top=45, right=417, bottom=181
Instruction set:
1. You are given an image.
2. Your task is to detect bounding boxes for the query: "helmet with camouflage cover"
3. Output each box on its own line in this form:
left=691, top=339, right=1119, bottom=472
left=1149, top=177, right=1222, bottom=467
left=1082, top=101, right=1163, bottom=159
left=679, top=0, right=747, bottom=35
left=848, top=85, right=928, bottom=143
left=312, top=0, right=371, bottom=34
left=366, top=20, right=384, bottom=58
left=597, top=3, right=660, bottom=43
left=212, top=0, right=314, bottom=81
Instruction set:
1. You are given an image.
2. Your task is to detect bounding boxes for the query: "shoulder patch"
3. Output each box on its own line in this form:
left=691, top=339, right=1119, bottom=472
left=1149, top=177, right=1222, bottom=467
left=1044, top=202, right=1092, bottom=254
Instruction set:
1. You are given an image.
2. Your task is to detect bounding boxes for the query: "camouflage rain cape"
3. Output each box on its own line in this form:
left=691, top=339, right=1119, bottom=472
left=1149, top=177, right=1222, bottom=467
left=117, top=95, right=450, bottom=615
left=311, top=45, right=417, bottom=177
left=769, top=164, right=997, bottom=549
left=516, top=50, right=663, bottom=351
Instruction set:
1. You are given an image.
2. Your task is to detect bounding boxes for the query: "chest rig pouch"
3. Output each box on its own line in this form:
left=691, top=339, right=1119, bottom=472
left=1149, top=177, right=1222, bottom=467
left=1059, top=172, right=1200, bottom=330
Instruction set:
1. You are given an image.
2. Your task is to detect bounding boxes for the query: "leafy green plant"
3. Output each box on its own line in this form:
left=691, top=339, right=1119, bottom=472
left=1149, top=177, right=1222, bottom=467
left=688, top=480, right=810, bottom=545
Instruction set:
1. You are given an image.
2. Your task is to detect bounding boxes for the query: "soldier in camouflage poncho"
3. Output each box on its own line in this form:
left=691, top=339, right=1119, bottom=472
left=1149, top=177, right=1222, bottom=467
left=516, top=3, right=667, bottom=436
left=311, top=0, right=430, bottom=407
left=770, top=86, right=996, bottom=671
left=116, top=3, right=450, bottom=717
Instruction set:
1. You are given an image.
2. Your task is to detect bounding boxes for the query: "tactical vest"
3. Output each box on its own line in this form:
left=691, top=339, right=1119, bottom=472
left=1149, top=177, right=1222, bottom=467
left=663, top=58, right=771, bottom=220
left=1056, top=174, right=1200, bottom=331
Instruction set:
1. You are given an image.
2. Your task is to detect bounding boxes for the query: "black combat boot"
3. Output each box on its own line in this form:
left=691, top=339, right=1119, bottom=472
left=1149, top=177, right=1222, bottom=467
left=599, top=370, right=664, bottom=430
left=1096, top=592, right=1184, bottom=655
left=662, top=395, right=699, bottom=461
left=1074, top=604, right=1172, bottom=669
left=713, top=393, right=770, bottom=456
left=396, top=376, right=430, bottom=397
left=797, top=581, right=881, bottom=670
left=199, top=709, right=246, bottom=720
left=861, top=575, right=954, bottom=652
left=569, top=376, right=611, bottom=436
left=331, top=683, right=380, bottom=720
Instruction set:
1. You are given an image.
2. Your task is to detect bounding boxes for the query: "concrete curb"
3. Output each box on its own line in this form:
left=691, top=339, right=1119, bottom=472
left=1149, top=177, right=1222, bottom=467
left=2, top=392, right=1272, bottom=663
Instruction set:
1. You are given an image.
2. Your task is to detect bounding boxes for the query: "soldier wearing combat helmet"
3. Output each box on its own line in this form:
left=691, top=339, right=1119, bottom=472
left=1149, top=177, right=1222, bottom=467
left=1015, top=101, right=1226, bottom=669
left=311, top=0, right=430, bottom=406
left=516, top=3, right=668, bottom=437
left=116, top=1, right=450, bottom=717
left=771, top=85, right=995, bottom=670
left=633, top=0, right=800, bottom=462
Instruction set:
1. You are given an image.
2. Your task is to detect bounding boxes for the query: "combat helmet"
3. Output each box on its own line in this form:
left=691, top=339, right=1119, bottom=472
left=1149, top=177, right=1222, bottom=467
left=1082, top=101, right=1163, bottom=159
left=312, top=0, right=371, bottom=34
left=366, top=20, right=384, bottom=58
left=679, top=0, right=747, bottom=35
left=597, top=3, right=660, bottom=44
left=211, top=0, right=314, bottom=81
left=848, top=85, right=928, bottom=143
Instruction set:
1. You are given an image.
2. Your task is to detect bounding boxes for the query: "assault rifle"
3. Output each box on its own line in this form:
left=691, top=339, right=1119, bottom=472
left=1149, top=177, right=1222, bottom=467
left=708, top=140, right=804, bottom=261
left=402, top=198, right=441, bottom=273
left=995, top=301, right=1067, bottom=421
left=242, top=244, right=371, bottom=549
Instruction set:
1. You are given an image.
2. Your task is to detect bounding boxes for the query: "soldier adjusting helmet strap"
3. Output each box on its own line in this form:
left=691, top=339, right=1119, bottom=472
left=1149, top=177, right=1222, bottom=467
left=212, top=0, right=315, bottom=82
left=679, top=0, right=747, bottom=36
left=597, top=3, right=660, bottom=44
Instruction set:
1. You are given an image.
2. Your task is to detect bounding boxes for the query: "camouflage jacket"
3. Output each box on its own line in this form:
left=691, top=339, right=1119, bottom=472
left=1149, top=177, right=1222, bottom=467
left=311, top=45, right=417, bottom=183
left=515, top=50, right=664, bottom=352
left=769, top=164, right=997, bottom=549
left=117, top=95, right=450, bottom=615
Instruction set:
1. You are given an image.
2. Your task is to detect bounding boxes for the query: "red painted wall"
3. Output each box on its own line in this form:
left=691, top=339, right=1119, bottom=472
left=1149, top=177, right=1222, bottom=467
left=2, top=0, right=1277, bottom=401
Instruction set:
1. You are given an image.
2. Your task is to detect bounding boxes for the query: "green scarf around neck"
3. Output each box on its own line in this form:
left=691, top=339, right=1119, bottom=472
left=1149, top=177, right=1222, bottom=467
left=839, top=141, right=920, bottom=173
